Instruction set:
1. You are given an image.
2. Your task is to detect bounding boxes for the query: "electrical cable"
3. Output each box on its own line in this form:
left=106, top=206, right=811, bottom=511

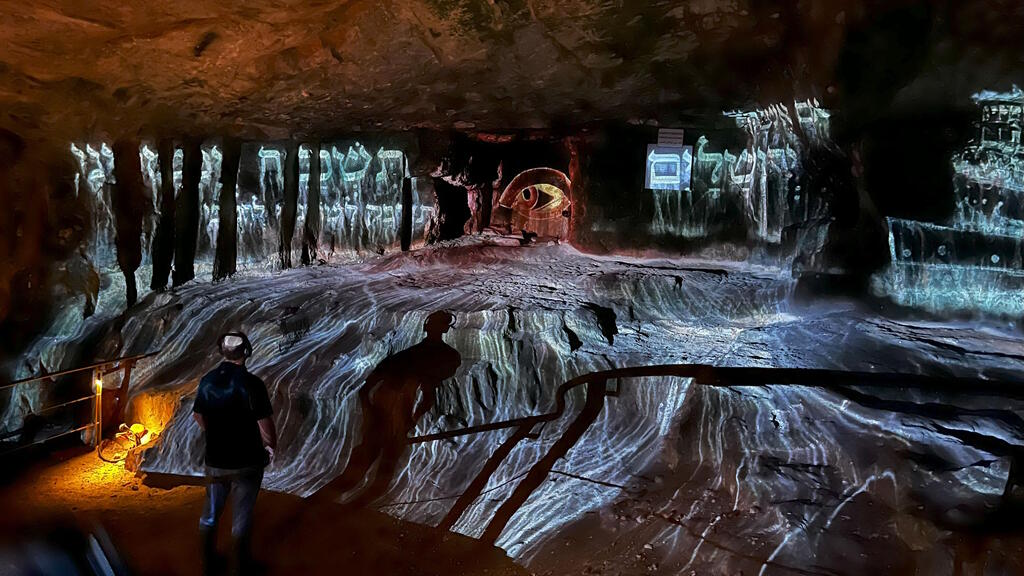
left=96, top=425, right=145, bottom=463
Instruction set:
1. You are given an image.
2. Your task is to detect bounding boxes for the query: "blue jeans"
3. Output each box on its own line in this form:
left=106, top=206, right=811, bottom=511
left=199, top=467, right=264, bottom=541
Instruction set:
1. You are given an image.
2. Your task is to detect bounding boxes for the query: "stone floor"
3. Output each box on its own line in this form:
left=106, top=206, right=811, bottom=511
left=7, top=238, right=1024, bottom=575
left=0, top=447, right=523, bottom=575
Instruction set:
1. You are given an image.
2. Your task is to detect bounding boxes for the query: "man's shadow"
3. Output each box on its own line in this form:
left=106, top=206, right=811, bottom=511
left=316, top=311, right=462, bottom=507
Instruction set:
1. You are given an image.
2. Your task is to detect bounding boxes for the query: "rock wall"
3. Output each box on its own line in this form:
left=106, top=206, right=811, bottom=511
left=68, top=243, right=1024, bottom=574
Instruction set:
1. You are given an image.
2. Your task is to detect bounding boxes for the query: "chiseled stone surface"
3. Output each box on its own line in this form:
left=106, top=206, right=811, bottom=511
left=0, top=0, right=1020, bottom=144
left=66, top=239, right=1024, bottom=574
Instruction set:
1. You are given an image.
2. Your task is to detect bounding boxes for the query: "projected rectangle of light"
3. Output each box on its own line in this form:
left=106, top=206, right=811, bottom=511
left=645, top=145, right=693, bottom=191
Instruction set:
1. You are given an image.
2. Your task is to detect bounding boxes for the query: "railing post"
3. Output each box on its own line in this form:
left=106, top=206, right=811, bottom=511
left=93, top=368, right=102, bottom=450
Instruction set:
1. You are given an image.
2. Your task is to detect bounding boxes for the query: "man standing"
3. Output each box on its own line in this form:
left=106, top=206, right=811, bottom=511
left=193, top=332, right=277, bottom=576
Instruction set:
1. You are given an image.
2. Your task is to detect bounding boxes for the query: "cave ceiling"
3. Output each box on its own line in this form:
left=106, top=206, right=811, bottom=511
left=0, top=0, right=1021, bottom=145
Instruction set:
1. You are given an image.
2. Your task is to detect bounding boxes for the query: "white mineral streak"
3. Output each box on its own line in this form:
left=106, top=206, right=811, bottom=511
left=9, top=241, right=1024, bottom=575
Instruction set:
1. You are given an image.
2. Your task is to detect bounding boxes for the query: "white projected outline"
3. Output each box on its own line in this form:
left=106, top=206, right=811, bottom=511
left=645, top=145, right=693, bottom=192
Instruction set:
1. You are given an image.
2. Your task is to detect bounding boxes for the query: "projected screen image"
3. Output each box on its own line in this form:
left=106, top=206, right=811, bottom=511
left=645, top=145, right=693, bottom=191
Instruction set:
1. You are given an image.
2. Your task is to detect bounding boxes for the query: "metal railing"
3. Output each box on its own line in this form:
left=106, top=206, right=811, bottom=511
left=409, top=363, right=1024, bottom=444
left=0, top=351, right=159, bottom=456
left=406, top=363, right=1024, bottom=544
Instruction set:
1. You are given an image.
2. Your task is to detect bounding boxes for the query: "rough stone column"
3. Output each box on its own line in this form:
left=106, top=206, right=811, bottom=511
left=213, top=139, right=241, bottom=280
left=111, top=139, right=145, bottom=307
left=150, top=139, right=176, bottom=290
left=173, top=139, right=202, bottom=287
left=464, top=186, right=482, bottom=235
left=400, top=176, right=413, bottom=251
left=280, top=142, right=299, bottom=269
left=301, top=142, right=321, bottom=266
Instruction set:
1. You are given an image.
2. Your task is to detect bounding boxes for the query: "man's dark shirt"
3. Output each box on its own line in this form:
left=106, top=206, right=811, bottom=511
left=193, top=362, right=273, bottom=470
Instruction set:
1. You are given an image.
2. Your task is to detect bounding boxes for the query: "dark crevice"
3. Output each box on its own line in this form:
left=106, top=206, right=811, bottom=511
left=111, top=139, right=145, bottom=307
left=562, top=323, right=582, bottom=352
left=280, top=142, right=299, bottom=268
left=582, top=302, right=618, bottom=345
left=505, top=306, right=517, bottom=335
left=193, top=31, right=218, bottom=57
left=172, top=140, right=201, bottom=287
left=428, top=177, right=471, bottom=242
left=213, top=138, right=241, bottom=280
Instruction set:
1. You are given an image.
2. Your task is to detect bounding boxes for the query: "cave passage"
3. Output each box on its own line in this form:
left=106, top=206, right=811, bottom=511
left=2, top=2, right=1024, bottom=575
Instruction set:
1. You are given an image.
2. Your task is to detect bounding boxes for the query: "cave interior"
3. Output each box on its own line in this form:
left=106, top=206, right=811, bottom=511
left=2, top=1, right=1024, bottom=575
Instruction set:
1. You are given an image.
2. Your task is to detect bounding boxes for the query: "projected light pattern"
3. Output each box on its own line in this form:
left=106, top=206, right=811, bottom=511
left=66, top=141, right=413, bottom=276
left=299, top=147, right=333, bottom=185
left=198, top=145, right=223, bottom=260
left=66, top=244, right=1024, bottom=575
left=235, top=146, right=283, bottom=268
left=67, top=142, right=162, bottom=313
left=138, top=144, right=162, bottom=267
left=652, top=100, right=831, bottom=242
left=411, top=176, right=436, bottom=245
left=874, top=87, right=1024, bottom=316
left=69, top=143, right=118, bottom=270
left=498, top=168, right=572, bottom=220
left=172, top=149, right=183, bottom=194
left=293, top=146, right=330, bottom=259
left=726, top=102, right=826, bottom=242
left=645, top=145, right=693, bottom=191
left=236, top=143, right=408, bottom=268
left=2, top=139, right=415, bottom=446
left=317, top=144, right=405, bottom=259
left=4, top=142, right=158, bottom=435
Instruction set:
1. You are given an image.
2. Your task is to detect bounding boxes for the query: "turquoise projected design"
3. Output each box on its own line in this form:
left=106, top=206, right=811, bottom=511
left=645, top=145, right=693, bottom=191
left=317, top=143, right=405, bottom=260
left=136, top=144, right=162, bottom=291
left=69, top=143, right=118, bottom=270
left=62, top=141, right=410, bottom=272
left=874, top=87, right=1024, bottom=316
left=236, top=146, right=283, bottom=268
left=651, top=100, right=831, bottom=241
left=198, top=145, right=223, bottom=259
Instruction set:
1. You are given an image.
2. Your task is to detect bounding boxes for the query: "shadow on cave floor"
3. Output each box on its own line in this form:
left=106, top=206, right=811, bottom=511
left=0, top=447, right=526, bottom=576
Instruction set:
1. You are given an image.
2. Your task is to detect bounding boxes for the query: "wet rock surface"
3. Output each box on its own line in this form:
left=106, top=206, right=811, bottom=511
left=45, top=239, right=1024, bottom=575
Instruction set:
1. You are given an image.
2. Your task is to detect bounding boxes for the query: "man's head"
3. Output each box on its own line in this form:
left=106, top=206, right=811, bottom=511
left=423, top=311, right=455, bottom=339
left=219, top=332, right=253, bottom=363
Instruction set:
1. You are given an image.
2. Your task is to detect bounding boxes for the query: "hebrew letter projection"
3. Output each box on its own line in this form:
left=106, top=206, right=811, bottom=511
left=649, top=100, right=832, bottom=242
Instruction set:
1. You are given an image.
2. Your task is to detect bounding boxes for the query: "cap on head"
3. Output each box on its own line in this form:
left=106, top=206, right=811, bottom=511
left=219, top=332, right=253, bottom=361
left=423, top=311, right=456, bottom=335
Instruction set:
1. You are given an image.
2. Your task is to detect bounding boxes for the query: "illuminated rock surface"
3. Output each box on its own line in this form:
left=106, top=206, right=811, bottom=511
left=27, top=239, right=1023, bottom=574
left=1, top=4, right=1024, bottom=572
left=875, top=87, right=1024, bottom=316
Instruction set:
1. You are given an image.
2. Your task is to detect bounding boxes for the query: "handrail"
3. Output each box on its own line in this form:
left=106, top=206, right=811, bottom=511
left=0, top=424, right=96, bottom=456
left=0, top=350, right=160, bottom=457
left=0, top=351, right=160, bottom=390
left=407, top=363, right=1024, bottom=545
left=410, top=363, right=1024, bottom=444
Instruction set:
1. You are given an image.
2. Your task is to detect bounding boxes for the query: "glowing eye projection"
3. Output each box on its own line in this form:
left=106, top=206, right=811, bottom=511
left=498, top=168, right=571, bottom=220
